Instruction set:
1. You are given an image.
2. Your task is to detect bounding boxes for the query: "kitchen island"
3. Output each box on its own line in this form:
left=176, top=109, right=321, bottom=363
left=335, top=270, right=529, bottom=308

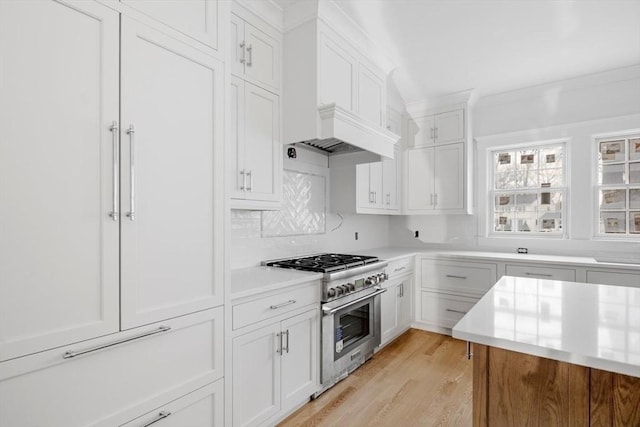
left=452, top=276, right=640, bottom=426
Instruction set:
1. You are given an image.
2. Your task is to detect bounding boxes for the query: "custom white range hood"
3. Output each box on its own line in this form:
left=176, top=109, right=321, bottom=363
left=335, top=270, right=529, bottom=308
left=283, top=0, right=400, bottom=159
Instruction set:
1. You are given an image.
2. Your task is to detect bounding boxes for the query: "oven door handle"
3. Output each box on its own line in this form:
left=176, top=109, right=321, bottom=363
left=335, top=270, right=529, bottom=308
left=322, top=288, right=387, bottom=316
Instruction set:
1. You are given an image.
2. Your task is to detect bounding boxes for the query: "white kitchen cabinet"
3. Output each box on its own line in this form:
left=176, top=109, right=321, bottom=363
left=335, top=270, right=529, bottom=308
left=357, top=63, right=385, bottom=127
left=381, top=274, right=413, bottom=346
left=0, top=0, right=120, bottom=362
left=121, top=0, right=219, bottom=51
left=355, top=145, right=401, bottom=214
left=230, top=12, right=280, bottom=91
left=119, top=17, right=224, bottom=329
left=420, top=291, right=478, bottom=330
left=229, top=76, right=282, bottom=209
left=233, top=307, right=318, bottom=427
left=406, top=143, right=464, bottom=213
left=409, top=109, right=464, bottom=147
left=0, top=308, right=224, bottom=427
left=505, top=264, right=576, bottom=282
left=120, top=379, right=224, bottom=427
left=586, top=270, right=640, bottom=287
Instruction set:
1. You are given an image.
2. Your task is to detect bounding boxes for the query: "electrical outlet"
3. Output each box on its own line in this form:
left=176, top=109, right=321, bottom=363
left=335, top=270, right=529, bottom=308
left=355, top=232, right=358, bottom=240
left=517, top=247, right=528, bottom=254
left=414, top=230, right=419, bottom=238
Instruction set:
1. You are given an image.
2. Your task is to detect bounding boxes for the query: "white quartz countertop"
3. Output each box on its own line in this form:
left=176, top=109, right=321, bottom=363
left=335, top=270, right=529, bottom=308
left=231, top=266, right=322, bottom=300
left=452, top=276, right=640, bottom=378
left=356, top=247, right=418, bottom=262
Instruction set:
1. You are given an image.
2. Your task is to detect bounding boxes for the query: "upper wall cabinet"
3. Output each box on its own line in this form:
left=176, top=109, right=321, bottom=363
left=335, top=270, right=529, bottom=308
left=409, top=109, right=465, bottom=147
left=230, top=12, right=280, bottom=91
left=121, top=0, right=219, bottom=51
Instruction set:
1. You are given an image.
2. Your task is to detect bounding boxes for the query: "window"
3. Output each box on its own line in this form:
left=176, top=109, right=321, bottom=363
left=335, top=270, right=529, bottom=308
left=596, top=133, right=640, bottom=237
left=490, top=142, right=566, bottom=235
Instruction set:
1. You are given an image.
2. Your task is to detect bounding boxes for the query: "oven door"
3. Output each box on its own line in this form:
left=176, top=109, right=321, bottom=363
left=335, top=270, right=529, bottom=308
left=321, top=288, right=385, bottom=384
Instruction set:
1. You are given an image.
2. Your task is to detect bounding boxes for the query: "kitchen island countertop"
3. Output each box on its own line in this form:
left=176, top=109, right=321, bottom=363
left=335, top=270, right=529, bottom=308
left=452, top=275, right=640, bottom=378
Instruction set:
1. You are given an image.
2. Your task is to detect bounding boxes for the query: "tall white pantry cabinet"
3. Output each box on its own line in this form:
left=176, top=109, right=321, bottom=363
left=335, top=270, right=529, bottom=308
left=0, top=1, right=224, bottom=425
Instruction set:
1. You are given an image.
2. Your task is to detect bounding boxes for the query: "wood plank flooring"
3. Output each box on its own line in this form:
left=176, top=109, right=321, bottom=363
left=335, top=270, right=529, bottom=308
left=278, top=329, right=473, bottom=427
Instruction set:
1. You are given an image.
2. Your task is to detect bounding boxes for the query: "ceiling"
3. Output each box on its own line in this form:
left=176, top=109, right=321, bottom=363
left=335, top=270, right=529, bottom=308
left=278, top=0, right=640, bottom=104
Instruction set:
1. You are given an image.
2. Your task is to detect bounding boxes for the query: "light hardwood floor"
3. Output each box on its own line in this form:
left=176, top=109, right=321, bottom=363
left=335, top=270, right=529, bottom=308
left=279, top=329, right=473, bottom=427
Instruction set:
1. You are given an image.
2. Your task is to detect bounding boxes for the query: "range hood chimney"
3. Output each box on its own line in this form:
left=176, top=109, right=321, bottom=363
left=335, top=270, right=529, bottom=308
left=283, top=1, right=400, bottom=159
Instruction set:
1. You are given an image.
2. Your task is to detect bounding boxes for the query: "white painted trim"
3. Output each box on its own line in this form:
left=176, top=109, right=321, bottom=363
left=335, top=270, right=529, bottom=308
left=233, top=0, right=284, bottom=32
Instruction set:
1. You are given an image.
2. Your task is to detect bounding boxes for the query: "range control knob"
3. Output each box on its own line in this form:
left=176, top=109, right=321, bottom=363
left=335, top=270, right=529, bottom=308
left=377, top=272, right=388, bottom=282
left=340, top=285, right=350, bottom=294
left=364, top=276, right=377, bottom=286
left=327, top=288, right=337, bottom=298
left=346, top=283, right=356, bottom=291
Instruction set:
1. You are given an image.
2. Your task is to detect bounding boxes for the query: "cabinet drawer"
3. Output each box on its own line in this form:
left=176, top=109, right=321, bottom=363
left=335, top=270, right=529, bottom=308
left=506, top=264, right=576, bottom=282
left=587, top=270, right=640, bottom=288
left=119, top=379, right=223, bottom=427
left=420, top=291, right=478, bottom=329
left=421, top=259, right=497, bottom=296
left=386, top=256, right=415, bottom=278
left=0, top=308, right=223, bottom=427
left=233, top=281, right=320, bottom=330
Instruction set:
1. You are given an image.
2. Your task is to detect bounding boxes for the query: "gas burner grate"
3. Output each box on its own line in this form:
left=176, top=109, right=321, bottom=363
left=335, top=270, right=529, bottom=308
left=265, top=253, right=379, bottom=273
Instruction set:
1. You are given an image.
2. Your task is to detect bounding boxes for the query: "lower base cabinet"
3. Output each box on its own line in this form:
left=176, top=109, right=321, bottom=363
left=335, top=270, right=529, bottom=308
left=121, top=380, right=224, bottom=427
left=473, top=344, right=640, bottom=426
left=232, top=307, right=318, bottom=427
left=0, top=308, right=224, bottom=427
left=381, top=274, right=413, bottom=346
left=420, top=291, right=478, bottom=330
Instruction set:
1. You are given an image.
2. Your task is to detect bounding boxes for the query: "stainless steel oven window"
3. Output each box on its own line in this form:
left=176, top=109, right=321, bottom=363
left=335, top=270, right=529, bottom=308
left=333, top=298, right=374, bottom=360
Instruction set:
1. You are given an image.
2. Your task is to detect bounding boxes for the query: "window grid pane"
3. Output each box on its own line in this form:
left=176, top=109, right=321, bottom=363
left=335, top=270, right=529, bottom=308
left=596, top=134, right=640, bottom=237
left=491, top=143, right=565, bottom=235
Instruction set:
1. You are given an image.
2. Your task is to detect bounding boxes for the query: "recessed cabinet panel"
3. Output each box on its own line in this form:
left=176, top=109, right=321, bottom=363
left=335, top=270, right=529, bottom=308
left=245, top=22, right=279, bottom=90
left=121, top=0, right=218, bottom=50
left=434, top=109, right=464, bottom=144
left=319, top=35, right=356, bottom=110
left=0, top=0, right=120, bottom=361
left=410, top=115, right=436, bottom=147
left=435, top=144, right=464, bottom=210
left=120, top=19, right=223, bottom=328
left=407, top=147, right=436, bottom=210
left=358, top=65, right=384, bottom=126
left=229, top=13, right=245, bottom=78
left=281, top=309, right=318, bottom=411
left=586, top=270, right=640, bottom=288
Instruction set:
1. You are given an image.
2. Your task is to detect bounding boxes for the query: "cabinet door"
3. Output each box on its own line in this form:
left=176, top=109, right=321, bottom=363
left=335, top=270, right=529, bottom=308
left=243, top=82, right=281, bottom=202
left=357, top=64, right=384, bottom=126
left=434, top=143, right=464, bottom=210
left=0, top=0, right=120, bottom=361
left=319, top=34, right=356, bottom=111
left=383, top=147, right=400, bottom=210
left=281, top=309, right=318, bottom=412
left=356, top=163, right=372, bottom=210
left=397, top=276, right=413, bottom=330
left=121, top=0, right=218, bottom=50
left=369, top=162, right=385, bottom=208
left=409, top=115, right=436, bottom=147
left=406, top=147, right=435, bottom=211
left=120, top=380, right=224, bottom=427
left=381, top=282, right=399, bottom=346
left=229, top=13, right=246, bottom=78
left=434, top=109, right=464, bottom=144
left=120, top=19, right=224, bottom=328
left=229, top=76, right=247, bottom=199
left=233, top=324, right=281, bottom=427
left=244, top=22, right=280, bottom=90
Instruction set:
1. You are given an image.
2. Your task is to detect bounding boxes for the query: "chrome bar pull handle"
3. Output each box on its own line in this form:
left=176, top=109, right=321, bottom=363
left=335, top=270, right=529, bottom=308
left=284, top=330, right=290, bottom=354
left=446, top=274, right=468, bottom=280
left=446, top=308, right=468, bottom=315
left=142, top=411, right=171, bottom=427
left=270, top=300, right=296, bottom=310
left=239, top=170, right=245, bottom=191
left=246, top=170, right=252, bottom=191
left=126, top=125, right=135, bottom=221
left=246, top=44, right=253, bottom=66
left=466, top=341, right=473, bottom=360
left=63, top=326, right=171, bottom=359
left=276, top=332, right=282, bottom=354
left=239, top=41, right=246, bottom=64
left=525, top=272, right=553, bottom=278
left=109, top=121, right=119, bottom=221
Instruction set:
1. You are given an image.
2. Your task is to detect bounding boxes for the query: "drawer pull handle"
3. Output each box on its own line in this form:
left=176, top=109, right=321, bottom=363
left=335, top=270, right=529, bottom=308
left=446, top=274, right=467, bottom=280
left=466, top=341, right=473, bottom=360
left=62, top=326, right=171, bottom=359
left=270, top=300, right=296, bottom=310
left=142, top=411, right=171, bottom=427
left=524, top=272, right=553, bottom=277
left=394, top=266, right=406, bottom=272
left=446, top=308, right=468, bottom=315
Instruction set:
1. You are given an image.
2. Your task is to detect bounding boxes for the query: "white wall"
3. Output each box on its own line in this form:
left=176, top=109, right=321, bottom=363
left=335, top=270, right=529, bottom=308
left=390, top=65, right=640, bottom=260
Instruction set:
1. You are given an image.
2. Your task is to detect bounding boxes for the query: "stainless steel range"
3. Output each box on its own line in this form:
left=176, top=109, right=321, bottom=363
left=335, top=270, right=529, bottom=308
left=264, top=253, right=388, bottom=396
